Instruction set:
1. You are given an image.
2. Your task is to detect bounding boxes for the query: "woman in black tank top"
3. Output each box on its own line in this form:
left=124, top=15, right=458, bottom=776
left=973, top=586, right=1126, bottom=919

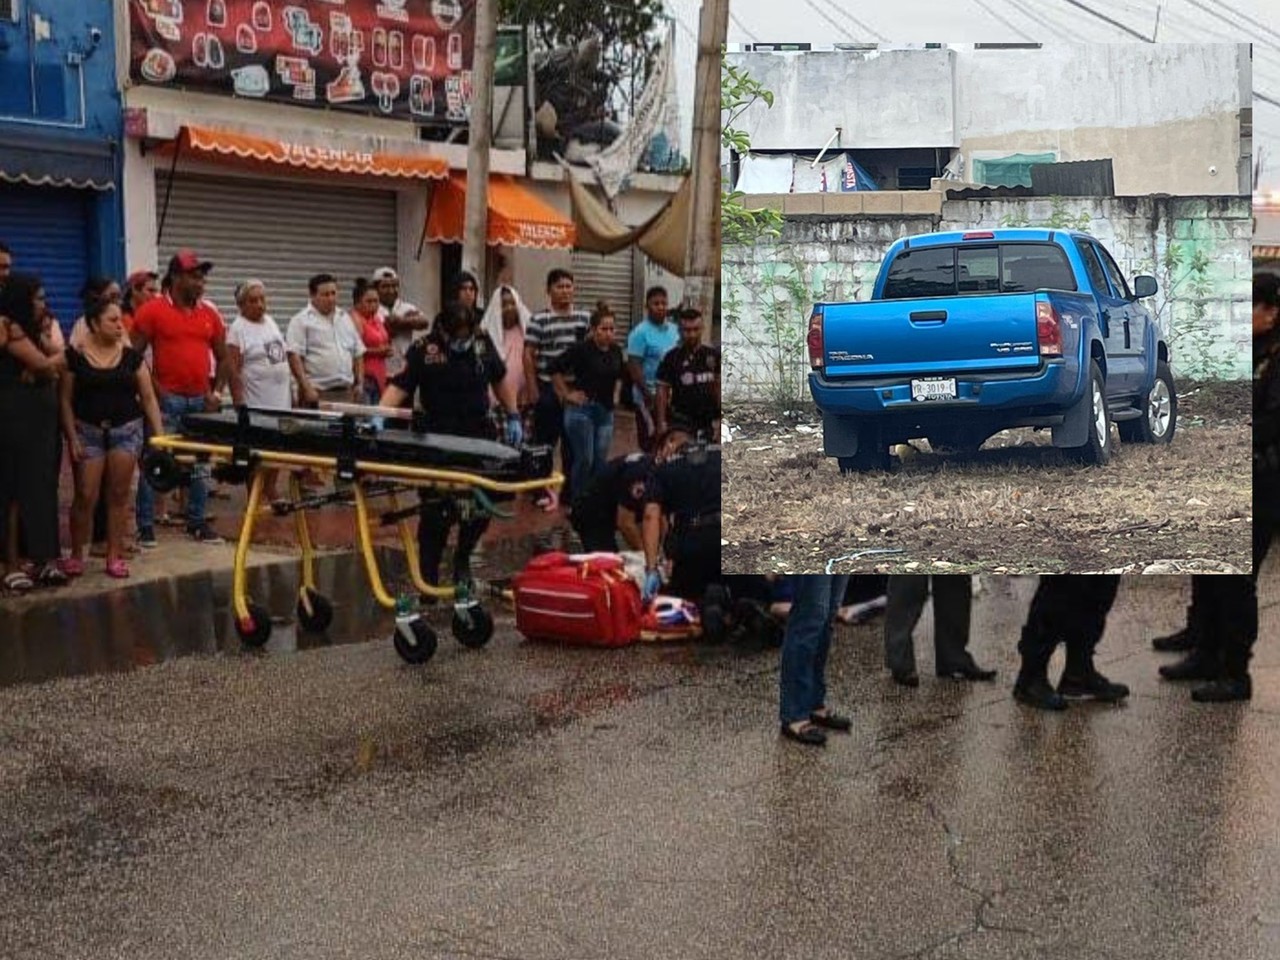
left=0, top=275, right=68, bottom=591
left=59, top=298, right=164, bottom=579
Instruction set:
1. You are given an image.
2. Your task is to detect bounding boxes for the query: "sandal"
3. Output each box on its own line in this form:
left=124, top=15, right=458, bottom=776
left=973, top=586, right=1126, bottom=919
left=105, top=558, right=130, bottom=579
left=33, top=563, right=69, bottom=587
left=58, top=557, right=86, bottom=578
left=810, top=708, right=853, bottom=732
left=780, top=721, right=827, bottom=747
left=2, top=570, right=34, bottom=593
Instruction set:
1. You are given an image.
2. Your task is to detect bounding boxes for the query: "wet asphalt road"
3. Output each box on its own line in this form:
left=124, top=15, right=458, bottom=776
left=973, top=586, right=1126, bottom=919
left=1, top=575, right=1277, bottom=960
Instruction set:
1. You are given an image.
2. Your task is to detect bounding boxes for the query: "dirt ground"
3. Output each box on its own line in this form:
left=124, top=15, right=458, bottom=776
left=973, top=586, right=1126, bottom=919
left=722, top=381, right=1251, bottom=575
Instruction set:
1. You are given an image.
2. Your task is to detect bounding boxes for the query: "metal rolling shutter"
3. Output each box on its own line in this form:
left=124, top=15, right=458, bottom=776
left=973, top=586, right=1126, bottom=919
left=571, top=248, right=637, bottom=336
left=155, top=174, right=398, bottom=330
left=0, top=183, right=90, bottom=332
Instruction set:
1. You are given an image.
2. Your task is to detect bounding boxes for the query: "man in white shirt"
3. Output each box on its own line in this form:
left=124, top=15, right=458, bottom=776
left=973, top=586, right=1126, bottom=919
left=373, top=266, right=427, bottom=379
left=285, top=272, right=365, bottom=406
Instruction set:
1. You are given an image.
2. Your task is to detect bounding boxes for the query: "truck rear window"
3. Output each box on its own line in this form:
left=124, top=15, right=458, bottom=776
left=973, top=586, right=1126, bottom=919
left=883, top=243, right=1077, bottom=299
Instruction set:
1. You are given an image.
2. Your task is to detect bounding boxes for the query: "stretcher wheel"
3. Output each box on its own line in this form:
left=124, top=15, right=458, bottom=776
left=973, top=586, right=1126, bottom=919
left=235, top=602, right=273, bottom=648
left=393, top=617, right=438, bottom=664
left=295, top=588, right=334, bottom=633
left=142, top=449, right=186, bottom=493
left=452, top=604, right=494, bottom=649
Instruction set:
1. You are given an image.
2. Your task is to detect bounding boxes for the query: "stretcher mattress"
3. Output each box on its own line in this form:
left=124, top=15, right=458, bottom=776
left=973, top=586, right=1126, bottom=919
left=178, top=409, right=551, bottom=481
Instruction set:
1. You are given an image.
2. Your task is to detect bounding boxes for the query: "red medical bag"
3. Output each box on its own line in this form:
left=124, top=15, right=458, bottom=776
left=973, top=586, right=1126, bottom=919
left=512, top=552, right=642, bottom=647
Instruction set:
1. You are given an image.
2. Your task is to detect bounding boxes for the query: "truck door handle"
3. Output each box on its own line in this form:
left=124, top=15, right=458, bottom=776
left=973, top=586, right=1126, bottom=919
left=1123, top=319, right=1131, bottom=349
left=909, top=310, right=947, bottom=322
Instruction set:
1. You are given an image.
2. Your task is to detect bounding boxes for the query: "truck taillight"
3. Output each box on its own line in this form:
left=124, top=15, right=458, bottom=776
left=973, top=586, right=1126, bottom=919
left=807, top=307, right=824, bottom=368
left=962, top=231, right=995, bottom=240
left=1036, top=301, right=1062, bottom=357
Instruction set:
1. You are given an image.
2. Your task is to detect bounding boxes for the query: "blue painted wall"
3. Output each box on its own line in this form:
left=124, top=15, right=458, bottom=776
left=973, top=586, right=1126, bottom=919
left=0, top=0, right=124, bottom=286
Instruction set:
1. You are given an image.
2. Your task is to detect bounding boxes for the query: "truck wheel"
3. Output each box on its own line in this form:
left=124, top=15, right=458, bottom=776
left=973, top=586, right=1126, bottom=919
left=837, top=428, right=891, bottom=473
left=1068, top=360, right=1113, bottom=466
left=1117, top=360, right=1176, bottom=445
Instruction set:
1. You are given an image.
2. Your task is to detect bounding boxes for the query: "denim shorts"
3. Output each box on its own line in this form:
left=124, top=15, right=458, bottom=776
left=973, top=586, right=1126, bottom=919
left=75, top=418, right=145, bottom=459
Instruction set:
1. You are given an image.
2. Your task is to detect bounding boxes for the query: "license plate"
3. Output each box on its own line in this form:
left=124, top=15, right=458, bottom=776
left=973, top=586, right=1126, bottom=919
left=911, top=378, right=957, bottom=401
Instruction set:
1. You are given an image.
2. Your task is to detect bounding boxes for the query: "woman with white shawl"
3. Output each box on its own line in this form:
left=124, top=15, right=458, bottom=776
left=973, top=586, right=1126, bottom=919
left=480, top=284, right=532, bottom=409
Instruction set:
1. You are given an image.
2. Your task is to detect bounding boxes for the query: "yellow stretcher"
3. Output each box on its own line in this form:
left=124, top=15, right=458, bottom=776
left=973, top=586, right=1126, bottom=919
left=143, top=404, right=563, bottom=664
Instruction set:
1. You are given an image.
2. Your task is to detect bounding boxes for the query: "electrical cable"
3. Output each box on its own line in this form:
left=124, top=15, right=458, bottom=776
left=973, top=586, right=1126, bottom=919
left=728, top=9, right=760, bottom=44
left=809, top=0, right=887, bottom=42
left=1046, top=0, right=1153, bottom=40
left=1198, top=0, right=1280, bottom=46
left=796, top=0, right=857, bottom=43
left=972, top=0, right=1038, bottom=41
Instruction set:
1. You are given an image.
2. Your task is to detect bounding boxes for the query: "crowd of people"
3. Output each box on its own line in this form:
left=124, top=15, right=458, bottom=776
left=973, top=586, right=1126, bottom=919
left=0, top=241, right=722, bottom=606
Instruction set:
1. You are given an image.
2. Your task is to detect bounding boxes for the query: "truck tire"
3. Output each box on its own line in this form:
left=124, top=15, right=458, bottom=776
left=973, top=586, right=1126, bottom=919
left=1067, top=360, right=1113, bottom=466
left=1117, top=360, right=1176, bottom=445
left=837, top=426, right=891, bottom=473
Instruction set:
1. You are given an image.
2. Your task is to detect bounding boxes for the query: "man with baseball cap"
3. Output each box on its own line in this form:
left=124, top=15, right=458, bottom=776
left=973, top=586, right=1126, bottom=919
left=373, top=267, right=427, bottom=379
left=131, top=250, right=228, bottom=545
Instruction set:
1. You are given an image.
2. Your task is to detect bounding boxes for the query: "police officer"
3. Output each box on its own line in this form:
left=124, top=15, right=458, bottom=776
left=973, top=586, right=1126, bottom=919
left=380, top=302, right=522, bottom=591
left=655, top=305, right=720, bottom=439
left=570, top=450, right=653, bottom=553
left=640, top=424, right=720, bottom=602
left=1013, top=575, right=1129, bottom=710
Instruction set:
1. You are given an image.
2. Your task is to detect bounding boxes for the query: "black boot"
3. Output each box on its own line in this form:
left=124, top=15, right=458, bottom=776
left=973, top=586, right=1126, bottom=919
left=1014, top=629, right=1066, bottom=710
left=1158, top=649, right=1222, bottom=682
left=701, top=583, right=730, bottom=644
left=1014, top=675, right=1067, bottom=711
left=1151, top=626, right=1197, bottom=653
left=1191, top=675, right=1252, bottom=702
left=1057, top=667, right=1130, bottom=702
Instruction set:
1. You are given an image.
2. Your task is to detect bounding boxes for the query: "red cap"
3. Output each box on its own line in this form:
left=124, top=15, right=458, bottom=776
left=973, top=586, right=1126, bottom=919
left=168, top=249, right=213, bottom=275
left=126, top=269, right=159, bottom=288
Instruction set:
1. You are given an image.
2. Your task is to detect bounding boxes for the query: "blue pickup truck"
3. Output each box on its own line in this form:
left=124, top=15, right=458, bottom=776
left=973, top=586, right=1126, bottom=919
left=807, top=228, right=1176, bottom=471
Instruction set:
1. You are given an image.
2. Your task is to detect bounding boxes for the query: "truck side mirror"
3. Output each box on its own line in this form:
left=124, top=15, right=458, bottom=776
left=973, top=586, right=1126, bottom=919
left=1132, top=275, right=1158, bottom=299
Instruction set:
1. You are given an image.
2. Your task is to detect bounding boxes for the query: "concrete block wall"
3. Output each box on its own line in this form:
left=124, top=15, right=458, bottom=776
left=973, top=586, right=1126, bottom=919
left=723, top=194, right=1251, bottom=403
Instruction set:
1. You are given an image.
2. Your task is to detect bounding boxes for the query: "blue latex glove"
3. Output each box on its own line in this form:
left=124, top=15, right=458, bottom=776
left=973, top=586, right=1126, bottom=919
left=504, top=412, right=523, bottom=447
left=643, top=569, right=662, bottom=602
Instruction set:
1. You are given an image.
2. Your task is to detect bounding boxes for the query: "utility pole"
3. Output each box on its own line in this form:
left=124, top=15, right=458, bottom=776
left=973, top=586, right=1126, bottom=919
left=684, top=0, right=729, bottom=331
left=463, top=0, right=497, bottom=283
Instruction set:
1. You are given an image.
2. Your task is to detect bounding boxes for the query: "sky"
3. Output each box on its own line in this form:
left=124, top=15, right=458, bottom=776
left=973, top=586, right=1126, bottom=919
left=727, top=0, right=1276, bottom=191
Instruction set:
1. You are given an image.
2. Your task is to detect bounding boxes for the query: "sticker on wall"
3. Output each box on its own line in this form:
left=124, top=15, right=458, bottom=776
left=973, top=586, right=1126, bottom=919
left=326, top=61, right=366, bottom=103
left=447, top=32, right=462, bottom=70
left=154, top=16, right=182, bottom=42
left=460, top=69, right=472, bottom=103
left=371, top=72, right=400, bottom=113
left=192, top=33, right=225, bottom=70
left=444, top=74, right=464, bottom=121
left=144, top=0, right=184, bottom=24
left=388, top=31, right=404, bottom=70
left=276, top=55, right=314, bottom=85
left=206, top=0, right=227, bottom=28
left=236, top=24, right=257, bottom=54
left=372, top=27, right=387, bottom=66
left=432, top=0, right=462, bottom=29
left=376, top=0, right=410, bottom=23
left=232, top=65, right=270, bottom=97
left=252, top=1, right=272, bottom=32
left=283, top=7, right=323, bottom=55
left=140, top=47, right=177, bottom=83
left=293, top=82, right=317, bottom=101
left=409, top=75, right=434, bottom=116
left=412, top=34, right=435, bottom=71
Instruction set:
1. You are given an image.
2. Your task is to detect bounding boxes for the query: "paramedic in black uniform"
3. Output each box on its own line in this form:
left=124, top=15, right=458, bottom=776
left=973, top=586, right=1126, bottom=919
left=1151, top=275, right=1274, bottom=703
left=570, top=451, right=654, bottom=553
left=1013, top=576, right=1130, bottom=711
left=380, top=302, right=522, bottom=591
left=640, top=425, right=720, bottom=602
left=655, top=306, right=720, bottom=439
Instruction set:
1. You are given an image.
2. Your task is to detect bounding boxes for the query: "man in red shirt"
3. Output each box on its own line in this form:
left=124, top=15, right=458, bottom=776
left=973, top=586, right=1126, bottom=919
left=131, top=250, right=229, bottom=545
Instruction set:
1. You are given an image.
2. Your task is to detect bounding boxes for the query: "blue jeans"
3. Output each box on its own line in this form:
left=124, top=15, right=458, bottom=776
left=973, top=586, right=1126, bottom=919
left=563, top=401, right=614, bottom=502
left=779, top=575, right=850, bottom=726
left=137, top=393, right=209, bottom=531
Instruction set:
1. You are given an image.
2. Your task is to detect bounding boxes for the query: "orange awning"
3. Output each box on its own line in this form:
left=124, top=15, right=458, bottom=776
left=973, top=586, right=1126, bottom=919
left=424, top=173, right=576, bottom=250
left=165, top=125, right=449, bottom=180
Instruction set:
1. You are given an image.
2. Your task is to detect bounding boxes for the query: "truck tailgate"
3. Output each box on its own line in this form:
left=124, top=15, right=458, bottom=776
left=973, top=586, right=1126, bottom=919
left=820, top=294, right=1043, bottom=379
